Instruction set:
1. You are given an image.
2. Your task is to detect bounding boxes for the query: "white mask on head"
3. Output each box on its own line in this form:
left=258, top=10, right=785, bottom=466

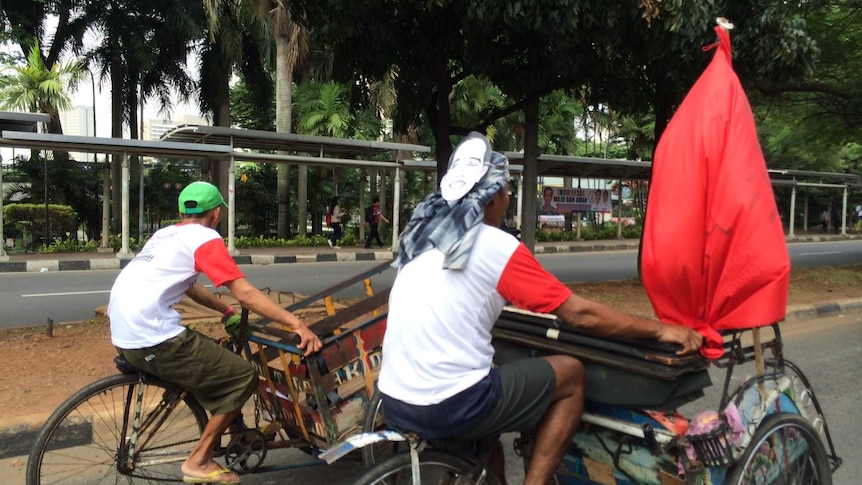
left=440, top=133, right=491, bottom=201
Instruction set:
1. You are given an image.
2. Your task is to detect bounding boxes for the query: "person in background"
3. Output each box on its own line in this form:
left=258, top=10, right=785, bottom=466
left=364, top=196, right=390, bottom=248
left=820, top=209, right=829, bottom=233
left=379, top=133, right=703, bottom=485
left=327, top=196, right=344, bottom=249
left=108, top=181, right=322, bottom=484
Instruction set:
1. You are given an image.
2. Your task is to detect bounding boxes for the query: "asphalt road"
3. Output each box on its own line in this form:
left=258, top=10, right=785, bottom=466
left=1, top=240, right=861, bottom=329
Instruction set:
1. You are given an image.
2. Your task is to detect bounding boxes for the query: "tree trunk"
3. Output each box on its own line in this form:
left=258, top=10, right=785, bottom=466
left=276, top=32, right=293, bottom=238
left=432, top=32, right=452, bottom=182
left=110, top=50, right=123, bottom=234
left=212, top=75, right=231, bottom=234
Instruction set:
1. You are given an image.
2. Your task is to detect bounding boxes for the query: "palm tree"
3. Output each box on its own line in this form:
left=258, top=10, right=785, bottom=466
left=200, top=0, right=274, bottom=234
left=245, top=0, right=310, bottom=237
left=0, top=40, right=85, bottom=243
left=0, top=41, right=84, bottom=129
left=70, top=0, right=202, bottom=233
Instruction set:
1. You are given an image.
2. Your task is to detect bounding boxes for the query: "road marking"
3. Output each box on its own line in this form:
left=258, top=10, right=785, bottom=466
left=798, top=251, right=842, bottom=256
left=22, top=284, right=214, bottom=298
left=22, top=290, right=110, bottom=297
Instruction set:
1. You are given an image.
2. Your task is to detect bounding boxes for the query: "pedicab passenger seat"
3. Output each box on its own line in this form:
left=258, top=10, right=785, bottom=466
left=492, top=307, right=712, bottom=411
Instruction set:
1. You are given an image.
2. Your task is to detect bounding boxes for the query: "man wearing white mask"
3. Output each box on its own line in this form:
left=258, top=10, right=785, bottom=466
left=378, top=132, right=703, bottom=484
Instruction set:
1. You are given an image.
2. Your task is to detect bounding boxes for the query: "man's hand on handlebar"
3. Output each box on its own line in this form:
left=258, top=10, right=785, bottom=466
left=658, top=324, right=704, bottom=355
left=294, top=325, right=323, bottom=355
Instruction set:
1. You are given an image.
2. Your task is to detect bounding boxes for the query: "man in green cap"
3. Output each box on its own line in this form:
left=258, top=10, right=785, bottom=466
left=109, top=181, right=321, bottom=484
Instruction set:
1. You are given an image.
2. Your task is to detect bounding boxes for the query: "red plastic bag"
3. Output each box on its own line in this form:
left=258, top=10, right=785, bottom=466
left=325, top=211, right=332, bottom=228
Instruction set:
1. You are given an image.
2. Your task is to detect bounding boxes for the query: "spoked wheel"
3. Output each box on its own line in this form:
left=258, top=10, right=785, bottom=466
left=726, top=413, right=831, bottom=485
left=27, top=373, right=208, bottom=485
left=354, top=449, right=499, bottom=485
left=362, top=388, right=404, bottom=468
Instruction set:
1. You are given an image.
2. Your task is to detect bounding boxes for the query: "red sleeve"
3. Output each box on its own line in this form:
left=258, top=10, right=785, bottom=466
left=497, top=244, right=572, bottom=313
left=193, top=239, right=245, bottom=287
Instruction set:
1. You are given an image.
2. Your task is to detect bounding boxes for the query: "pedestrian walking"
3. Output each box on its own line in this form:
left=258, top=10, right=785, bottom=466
left=364, top=197, right=389, bottom=248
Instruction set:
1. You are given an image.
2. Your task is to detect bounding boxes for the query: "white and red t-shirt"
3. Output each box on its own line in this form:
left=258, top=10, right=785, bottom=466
left=378, top=223, right=572, bottom=406
left=109, top=223, right=244, bottom=349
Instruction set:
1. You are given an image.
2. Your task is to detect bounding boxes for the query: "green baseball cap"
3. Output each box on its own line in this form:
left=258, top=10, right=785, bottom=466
left=178, top=182, right=227, bottom=214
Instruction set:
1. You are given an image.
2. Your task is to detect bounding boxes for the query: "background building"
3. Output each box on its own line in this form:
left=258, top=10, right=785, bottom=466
left=58, top=105, right=95, bottom=162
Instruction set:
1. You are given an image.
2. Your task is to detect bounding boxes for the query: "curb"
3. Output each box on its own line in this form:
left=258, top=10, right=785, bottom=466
left=0, top=234, right=856, bottom=273
left=0, top=243, right=641, bottom=274
left=785, top=298, right=862, bottom=321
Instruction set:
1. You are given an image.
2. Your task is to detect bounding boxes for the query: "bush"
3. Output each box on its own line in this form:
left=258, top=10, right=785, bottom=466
left=40, top=234, right=99, bottom=253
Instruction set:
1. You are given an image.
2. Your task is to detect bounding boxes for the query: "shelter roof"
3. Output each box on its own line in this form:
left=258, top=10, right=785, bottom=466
left=0, top=131, right=233, bottom=159
left=768, top=168, right=862, bottom=187
left=0, top=111, right=51, bottom=134
left=504, top=152, right=653, bottom=180
left=160, top=125, right=430, bottom=158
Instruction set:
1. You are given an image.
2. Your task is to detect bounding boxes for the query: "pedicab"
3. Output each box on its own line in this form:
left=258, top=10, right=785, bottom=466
left=26, top=259, right=395, bottom=484
left=318, top=22, right=843, bottom=485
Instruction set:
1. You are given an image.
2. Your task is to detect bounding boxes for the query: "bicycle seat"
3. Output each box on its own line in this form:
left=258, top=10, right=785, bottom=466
left=113, top=355, right=141, bottom=374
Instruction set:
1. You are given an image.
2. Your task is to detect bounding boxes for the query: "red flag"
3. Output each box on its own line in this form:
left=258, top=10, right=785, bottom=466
left=641, top=26, right=790, bottom=359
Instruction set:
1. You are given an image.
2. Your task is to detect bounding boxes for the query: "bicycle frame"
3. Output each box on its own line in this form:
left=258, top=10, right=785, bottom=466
left=120, top=372, right=200, bottom=472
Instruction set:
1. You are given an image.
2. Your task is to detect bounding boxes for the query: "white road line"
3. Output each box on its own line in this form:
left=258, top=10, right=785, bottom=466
left=23, top=290, right=111, bottom=297
left=798, top=251, right=842, bottom=256
left=22, top=284, right=214, bottom=298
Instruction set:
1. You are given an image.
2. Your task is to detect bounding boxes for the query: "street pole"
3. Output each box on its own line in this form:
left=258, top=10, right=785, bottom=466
left=44, top=154, right=49, bottom=249
left=0, top=156, right=7, bottom=261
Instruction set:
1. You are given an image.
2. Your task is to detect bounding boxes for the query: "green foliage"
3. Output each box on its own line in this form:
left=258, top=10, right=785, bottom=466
left=108, top=234, right=149, bottom=252
left=536, top=222, right=642, bottom=242
left=230, top=80, right=276, bottom=131
left=39, top=235, right=100, bottom=253
left=0, top=40, right=83, bottom=113
left=232, top=233, right=331, bottom=248
left=3, top=203, right=77, bottom=238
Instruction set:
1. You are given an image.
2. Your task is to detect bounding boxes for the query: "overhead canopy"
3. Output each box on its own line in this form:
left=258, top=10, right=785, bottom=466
left=161, top=124, right=430, bottom=158
left=768, top=168, right=862, bottom=188
left=0, top=111, right=51, bottom=134
left=504, top=152, right=654, bottom=180
left=0, top=131, right=233, bottom=159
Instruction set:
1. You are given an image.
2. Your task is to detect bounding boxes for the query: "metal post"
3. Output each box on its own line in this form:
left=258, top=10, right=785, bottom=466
left=392, top=165, right=401, bottom=250
left=616, top=184, right=623, bottom=239
left=841, top=186, right=849, bottom=236
left=138, top=160, right=144, bottom=238
left=99, top=154, right=111, bottom=251
left=788, top=185, right=797, bottom=237
left=228, top=155, right=237, bottom=255
left=44, top=152, right=49, bottom=248
left=516, top=176, right=523, bottom=230
left=118, top=151, right=131, bottom=258
left=0, top=156, right=7, bottom=261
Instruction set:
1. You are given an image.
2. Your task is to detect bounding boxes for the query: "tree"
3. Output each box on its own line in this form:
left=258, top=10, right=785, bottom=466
left=200, top=0, right=274, bottom=236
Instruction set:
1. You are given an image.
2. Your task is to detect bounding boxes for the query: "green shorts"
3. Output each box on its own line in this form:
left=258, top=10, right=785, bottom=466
left=118, top=329, right=257, bottom=416
left=460, top=358, right=556, bottom=440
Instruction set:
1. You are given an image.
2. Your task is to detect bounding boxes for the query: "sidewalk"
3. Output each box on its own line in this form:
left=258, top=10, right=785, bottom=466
left=0, top=232, right=857, bottom=273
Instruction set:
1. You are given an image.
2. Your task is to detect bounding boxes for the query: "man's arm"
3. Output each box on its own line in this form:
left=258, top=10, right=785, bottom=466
left=222, top=277, right=323, bottom=355
left=553, top=294, right=703, bottom=355
left=186, top=281, right=232, bottom=315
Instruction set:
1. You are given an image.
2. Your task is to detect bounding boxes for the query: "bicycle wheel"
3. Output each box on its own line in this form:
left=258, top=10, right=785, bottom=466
left=725, top=413, right=831, bottom=485
left=355, top=449, right=497, bottom=485
left=361, top=388, right=404, bottom=467
left=27, top=373, right=208, bottom=485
